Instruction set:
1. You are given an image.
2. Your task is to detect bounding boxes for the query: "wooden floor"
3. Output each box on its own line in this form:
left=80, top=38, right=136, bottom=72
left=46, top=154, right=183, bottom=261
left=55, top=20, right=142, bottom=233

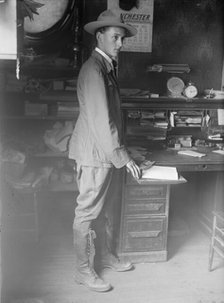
left=1, top=198, right=224, bottom=303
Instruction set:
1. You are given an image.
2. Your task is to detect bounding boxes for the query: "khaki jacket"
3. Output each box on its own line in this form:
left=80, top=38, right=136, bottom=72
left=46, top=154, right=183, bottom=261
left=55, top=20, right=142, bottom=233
left=68, top=50, right=131, bottom=168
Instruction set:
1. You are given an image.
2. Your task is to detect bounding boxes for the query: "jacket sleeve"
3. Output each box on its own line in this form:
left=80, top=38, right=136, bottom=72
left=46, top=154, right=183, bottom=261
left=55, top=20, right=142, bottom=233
left=82, top=65, right=131, bottom=168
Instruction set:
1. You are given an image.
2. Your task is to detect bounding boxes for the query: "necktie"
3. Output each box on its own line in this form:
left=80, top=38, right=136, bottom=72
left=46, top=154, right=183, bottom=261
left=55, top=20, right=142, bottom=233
left=112, top=60, right=117, bottom=77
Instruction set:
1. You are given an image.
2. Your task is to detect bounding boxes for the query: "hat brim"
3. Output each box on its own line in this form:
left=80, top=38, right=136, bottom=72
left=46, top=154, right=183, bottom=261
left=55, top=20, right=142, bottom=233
left=84, top=21, right=137, bottom=37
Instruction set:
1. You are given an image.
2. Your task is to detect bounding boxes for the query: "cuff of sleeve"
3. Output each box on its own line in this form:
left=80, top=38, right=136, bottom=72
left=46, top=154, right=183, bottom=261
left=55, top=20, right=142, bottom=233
left=110, top=146, right=131, bottom=169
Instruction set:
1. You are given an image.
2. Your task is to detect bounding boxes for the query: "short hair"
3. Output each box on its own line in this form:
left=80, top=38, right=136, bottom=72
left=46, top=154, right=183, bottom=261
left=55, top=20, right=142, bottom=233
left=94, top=26, right=127, bottom=41
left=95, top=26, right=108, bottom=37
left=94, top=27, right=109, bottom=47
left=93, top=26, right=127, bottom=49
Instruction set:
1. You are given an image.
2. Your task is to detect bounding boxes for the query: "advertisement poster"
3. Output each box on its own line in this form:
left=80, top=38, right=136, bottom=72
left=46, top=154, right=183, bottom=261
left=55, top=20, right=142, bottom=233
left=107, top=0, right=154, bottom=52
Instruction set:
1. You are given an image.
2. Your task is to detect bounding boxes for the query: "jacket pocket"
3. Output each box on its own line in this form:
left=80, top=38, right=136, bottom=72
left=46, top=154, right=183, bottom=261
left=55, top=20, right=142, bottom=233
left=92, top=141, right=110, bottom=164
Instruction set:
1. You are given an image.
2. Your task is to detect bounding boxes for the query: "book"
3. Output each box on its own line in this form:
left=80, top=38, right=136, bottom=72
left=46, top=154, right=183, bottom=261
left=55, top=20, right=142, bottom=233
left=141, top=165, right=179, bottom=181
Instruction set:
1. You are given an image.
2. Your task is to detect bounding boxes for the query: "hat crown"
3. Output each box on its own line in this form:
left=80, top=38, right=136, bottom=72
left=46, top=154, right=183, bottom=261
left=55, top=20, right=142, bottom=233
left=97, top=9, right=123, bottom=24
left=84, top=9, right=137, bottom=37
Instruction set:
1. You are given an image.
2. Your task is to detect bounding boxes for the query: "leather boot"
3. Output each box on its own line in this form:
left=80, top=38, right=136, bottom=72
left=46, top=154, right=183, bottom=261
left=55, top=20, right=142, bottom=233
left=95, top=223, right=133, bottom=272
left=73, top=229, right=112, bottom=292
left=101, top=253, right=133, bottom=272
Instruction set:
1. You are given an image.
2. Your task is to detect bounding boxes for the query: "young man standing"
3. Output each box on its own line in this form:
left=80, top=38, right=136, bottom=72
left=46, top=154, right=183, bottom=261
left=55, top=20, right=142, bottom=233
left=69, top=9, right=141, bottom=292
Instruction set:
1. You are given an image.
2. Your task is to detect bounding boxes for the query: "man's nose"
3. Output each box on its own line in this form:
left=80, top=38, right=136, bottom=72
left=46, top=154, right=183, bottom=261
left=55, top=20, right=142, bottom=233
left=117, top=38, right=123, bottom=48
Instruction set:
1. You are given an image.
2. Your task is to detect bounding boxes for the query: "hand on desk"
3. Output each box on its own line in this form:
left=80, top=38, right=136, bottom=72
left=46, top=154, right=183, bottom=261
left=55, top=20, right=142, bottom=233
left=126, top=160, right=141, bottom=179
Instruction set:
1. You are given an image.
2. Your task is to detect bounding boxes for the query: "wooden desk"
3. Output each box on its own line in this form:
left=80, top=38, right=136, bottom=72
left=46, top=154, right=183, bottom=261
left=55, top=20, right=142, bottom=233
left=118, top=170, right=186, bottom=263
left=150, top=148, right=224, bottom=231
left=118, top=147, right=224, bottom=263
left=148, top=148, right=224, bottom=172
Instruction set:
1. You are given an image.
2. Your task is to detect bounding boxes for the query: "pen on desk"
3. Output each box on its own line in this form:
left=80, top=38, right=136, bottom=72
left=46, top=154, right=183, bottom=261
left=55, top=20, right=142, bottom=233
left=209, top=88, right=213, bottom=98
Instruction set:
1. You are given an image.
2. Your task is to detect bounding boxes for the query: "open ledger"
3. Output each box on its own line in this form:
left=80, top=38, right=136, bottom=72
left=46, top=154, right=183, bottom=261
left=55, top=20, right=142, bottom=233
left=141, top=165, right=179, bottom=181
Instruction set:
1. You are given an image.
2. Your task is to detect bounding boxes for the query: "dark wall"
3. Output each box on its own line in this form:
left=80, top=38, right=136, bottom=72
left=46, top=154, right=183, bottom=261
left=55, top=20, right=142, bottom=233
left=83, top=0, right=224, bottom=95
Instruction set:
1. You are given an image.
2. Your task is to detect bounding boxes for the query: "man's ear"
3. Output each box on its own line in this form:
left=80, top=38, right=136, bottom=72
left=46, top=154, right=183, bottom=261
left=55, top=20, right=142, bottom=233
left=96, top=31, right=102, bottom=44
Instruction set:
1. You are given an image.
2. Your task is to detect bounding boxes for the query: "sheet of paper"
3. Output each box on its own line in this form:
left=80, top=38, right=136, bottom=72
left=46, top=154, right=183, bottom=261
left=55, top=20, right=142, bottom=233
left=217, top=109, right=224, bottom=125
left=177, top=150, right=206, bottom=158
left=212, top=149, right=224, bottom=155
left=141, top=165, right=178, bottom=180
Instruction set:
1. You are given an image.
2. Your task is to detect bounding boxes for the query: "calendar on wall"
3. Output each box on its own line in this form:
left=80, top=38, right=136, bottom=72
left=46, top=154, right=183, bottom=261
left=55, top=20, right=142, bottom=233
left=107, top=0, right=154, bottom=52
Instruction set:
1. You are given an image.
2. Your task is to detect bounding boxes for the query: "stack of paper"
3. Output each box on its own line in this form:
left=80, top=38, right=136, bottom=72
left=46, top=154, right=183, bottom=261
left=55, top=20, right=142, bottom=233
left=173, top=110, right=203, bottom=127
left=177, top=150, right=206, bottom=157
left=57, top=102, right=79, bottom=117
left=147, top=64, right=190, bottom=74
left=141, top=165, right=179, bottom=181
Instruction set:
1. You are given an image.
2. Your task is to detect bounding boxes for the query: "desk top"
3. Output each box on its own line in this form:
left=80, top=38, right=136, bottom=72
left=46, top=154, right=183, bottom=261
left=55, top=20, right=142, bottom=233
left=148, top=148, right=224, bottom=172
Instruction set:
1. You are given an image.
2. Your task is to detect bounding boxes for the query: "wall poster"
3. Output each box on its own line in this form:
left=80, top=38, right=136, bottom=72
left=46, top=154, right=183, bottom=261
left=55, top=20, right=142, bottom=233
left=107, top=0, right=154, bottom=52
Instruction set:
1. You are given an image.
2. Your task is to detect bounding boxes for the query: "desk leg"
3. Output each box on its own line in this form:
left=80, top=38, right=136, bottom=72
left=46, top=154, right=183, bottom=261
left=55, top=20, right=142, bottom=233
left=214, top=172, right=224, bottom=213
left=33, top=191, right=40, bottom=242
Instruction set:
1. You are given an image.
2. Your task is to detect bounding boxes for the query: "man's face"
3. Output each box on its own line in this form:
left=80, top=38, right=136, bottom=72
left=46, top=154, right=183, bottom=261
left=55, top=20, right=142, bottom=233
left=97, top=27, right=126, bottom=59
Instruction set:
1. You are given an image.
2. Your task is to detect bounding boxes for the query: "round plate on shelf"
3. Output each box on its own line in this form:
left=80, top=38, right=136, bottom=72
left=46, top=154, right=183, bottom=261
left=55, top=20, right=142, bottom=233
left=167, top=77, right=185, bottom=98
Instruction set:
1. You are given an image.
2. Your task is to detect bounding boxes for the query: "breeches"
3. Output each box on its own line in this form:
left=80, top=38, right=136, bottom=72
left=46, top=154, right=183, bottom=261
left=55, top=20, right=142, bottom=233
left=73, top=164, right=114, bottom=235
left=73, top=164, right=123, bottom=254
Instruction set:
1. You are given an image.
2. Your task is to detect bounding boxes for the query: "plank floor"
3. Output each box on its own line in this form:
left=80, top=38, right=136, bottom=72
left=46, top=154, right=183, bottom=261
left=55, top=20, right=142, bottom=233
left=1, top=198, right=224, bottom=303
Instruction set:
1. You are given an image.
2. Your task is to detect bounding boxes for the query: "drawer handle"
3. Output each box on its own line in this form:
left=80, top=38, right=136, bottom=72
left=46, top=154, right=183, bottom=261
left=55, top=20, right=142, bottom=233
left=129, top=231, right=161, bottom=238
left=129, top=203, right=164, bottom=211
left=195, top=164, right=208, bottom=170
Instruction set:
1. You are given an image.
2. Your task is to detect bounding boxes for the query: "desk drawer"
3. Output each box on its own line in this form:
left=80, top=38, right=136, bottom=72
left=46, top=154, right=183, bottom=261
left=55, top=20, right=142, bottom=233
left=178, top=163, right=224, bottom=172
left=125, top=199, right=167, bottom=215
left=121, top=217, right=167, bottom=252
left=125, top=185, right=167, bottom=200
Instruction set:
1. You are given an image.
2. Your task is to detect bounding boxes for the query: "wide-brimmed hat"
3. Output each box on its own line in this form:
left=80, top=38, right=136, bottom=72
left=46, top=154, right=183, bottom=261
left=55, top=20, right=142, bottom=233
left=84, top=9, right=137, bottom=37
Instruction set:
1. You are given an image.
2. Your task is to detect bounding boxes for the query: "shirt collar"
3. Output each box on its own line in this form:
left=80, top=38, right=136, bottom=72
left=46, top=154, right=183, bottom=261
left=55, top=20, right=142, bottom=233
left=95, top=47, right=113, bottom=67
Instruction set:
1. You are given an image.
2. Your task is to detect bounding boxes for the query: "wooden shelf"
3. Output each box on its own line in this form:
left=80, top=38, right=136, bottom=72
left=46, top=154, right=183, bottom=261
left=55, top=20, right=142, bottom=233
left=121, top=97, right=224, bottom=110
left=47, top=181, right=78, bottom=192
left=34, top=150, right=68, bottom=158
left=0, top=115, right=76, bottom=120
left=39, top=90, right=77, bottom=102
left=8, top=181, right=78, bottom=193
left=21, top=65, right=79, bottom=80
